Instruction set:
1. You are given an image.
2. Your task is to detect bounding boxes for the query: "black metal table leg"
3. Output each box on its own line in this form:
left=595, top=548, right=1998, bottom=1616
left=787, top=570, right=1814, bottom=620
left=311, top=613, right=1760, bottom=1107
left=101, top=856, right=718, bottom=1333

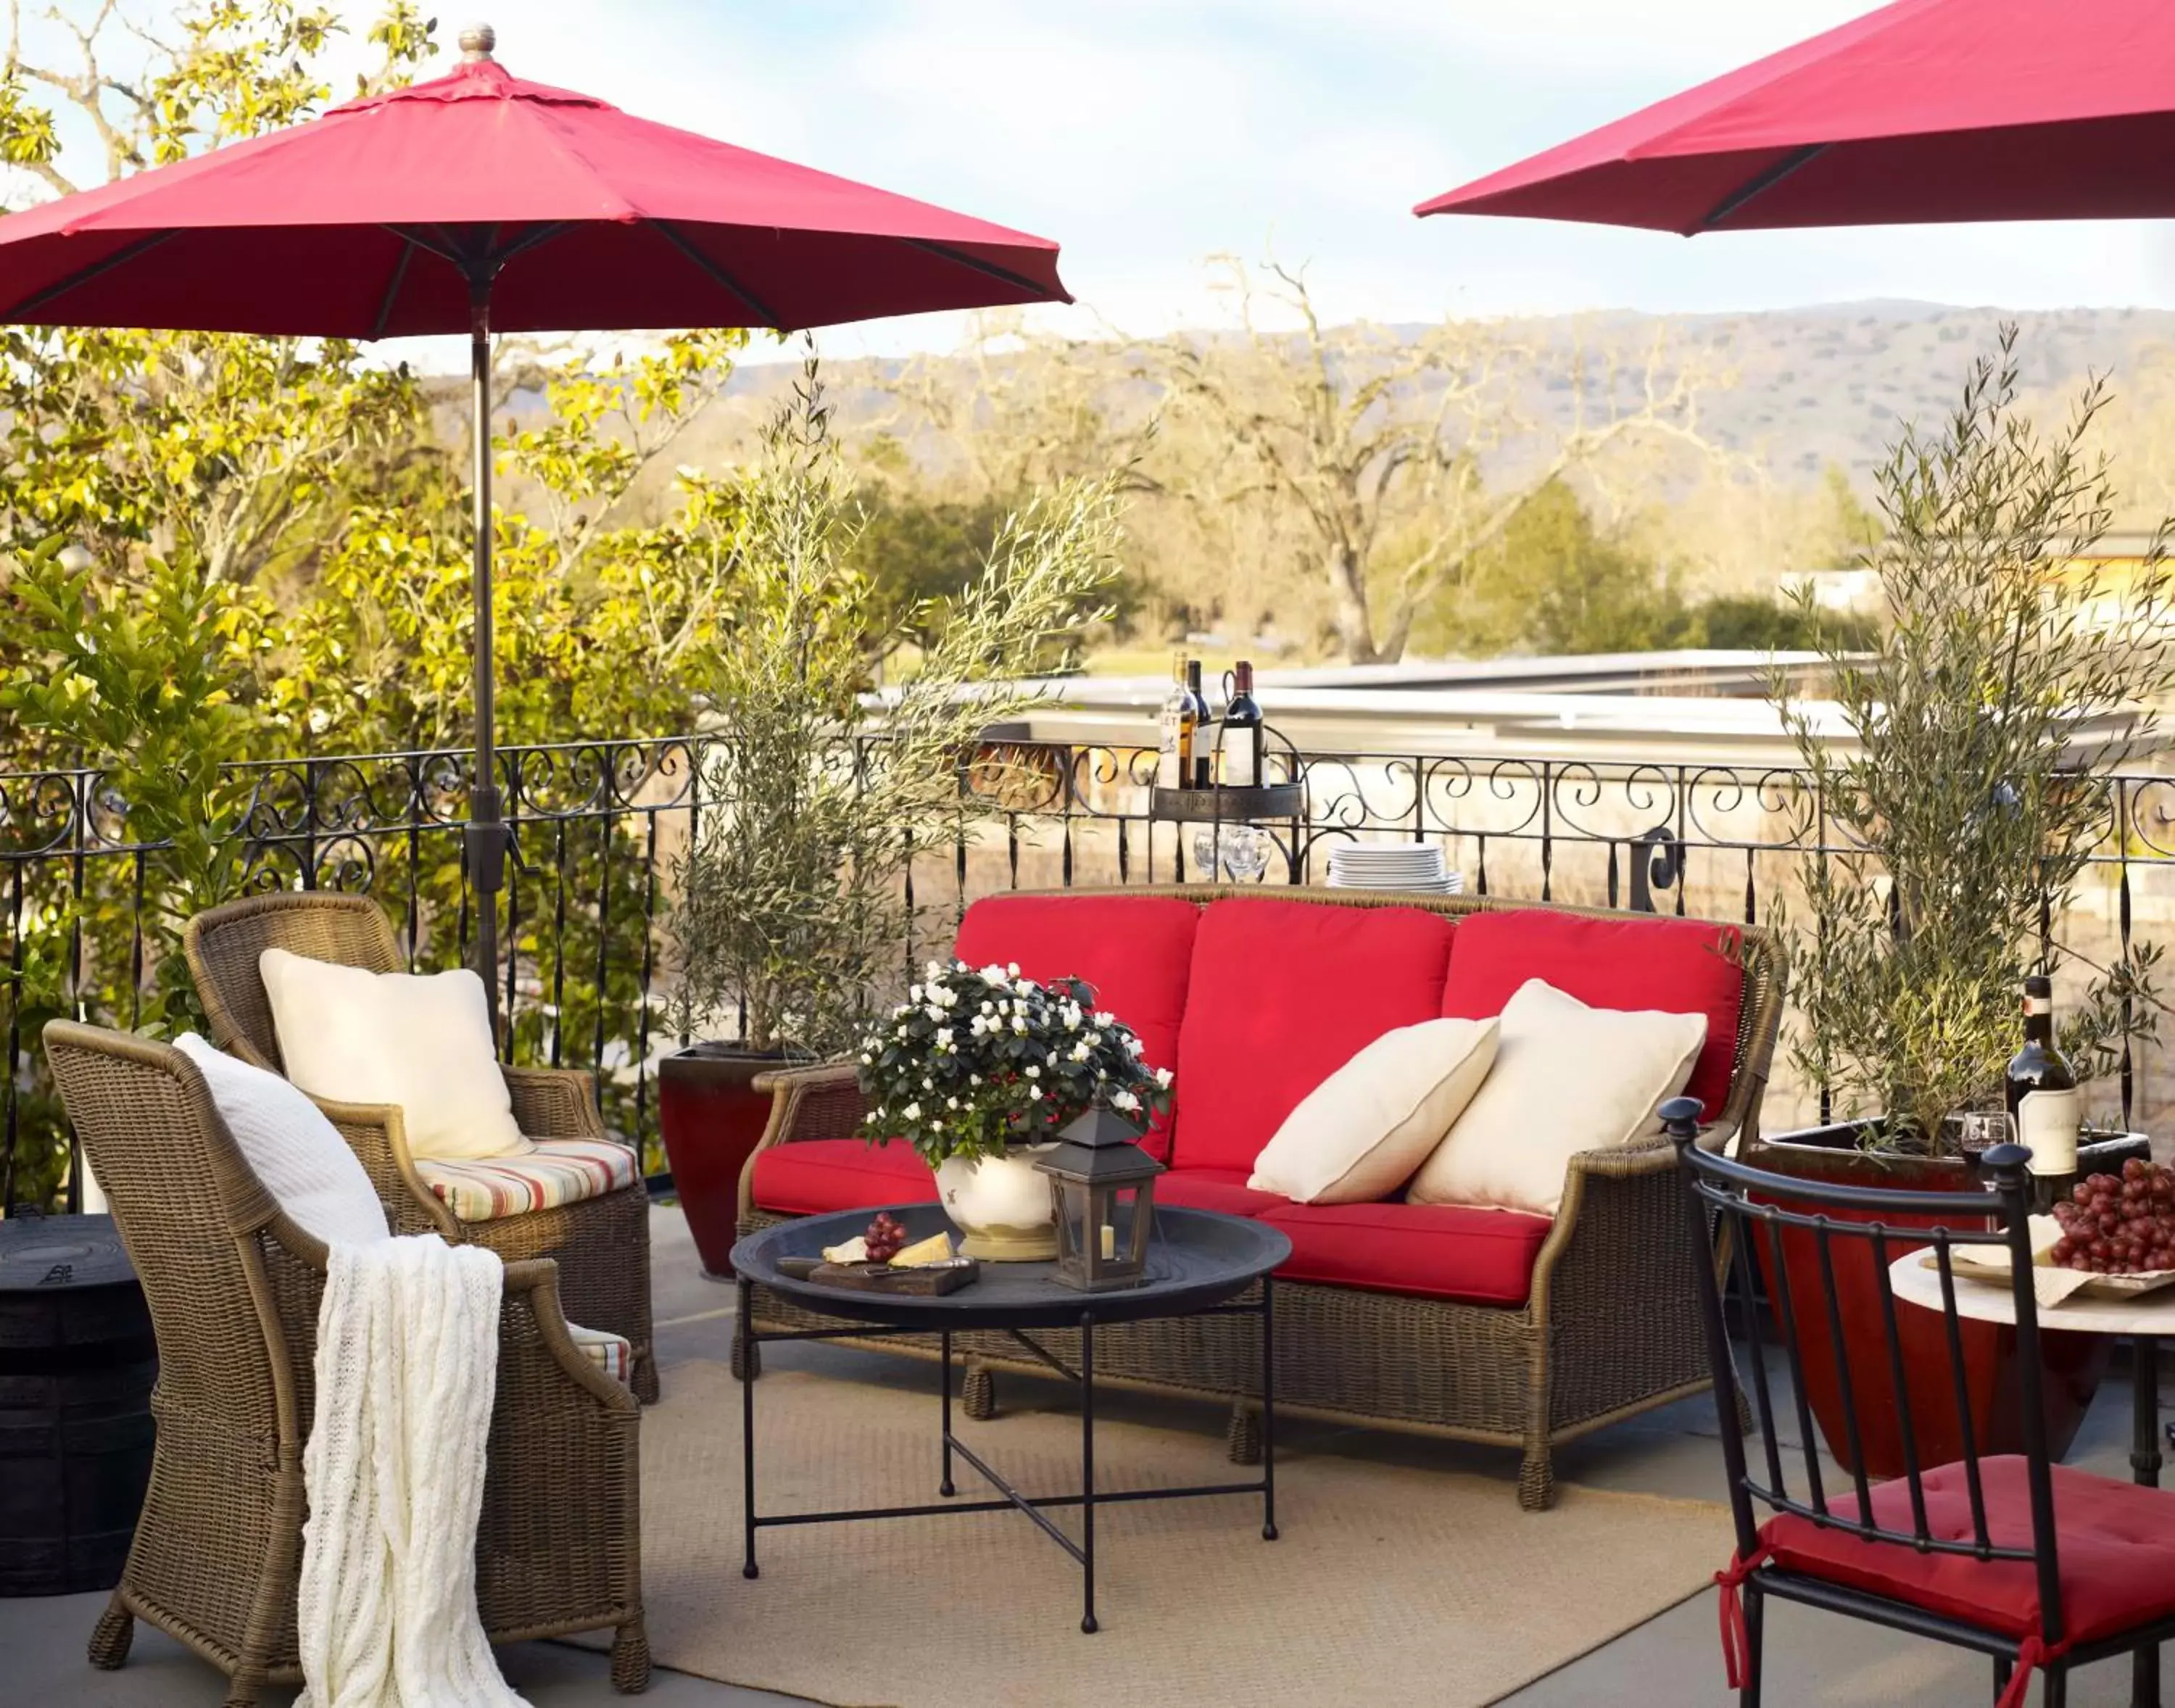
left=940, top=1328, right=956, bottom=1498
left=1262, top=1274, right=1278, bottom=1542
left=1080, top=1309, right=1098, bottom=1635
left=740, top=1277, right=758, bottom=1580
left=2134, top=1335, right=2162, bottom=1708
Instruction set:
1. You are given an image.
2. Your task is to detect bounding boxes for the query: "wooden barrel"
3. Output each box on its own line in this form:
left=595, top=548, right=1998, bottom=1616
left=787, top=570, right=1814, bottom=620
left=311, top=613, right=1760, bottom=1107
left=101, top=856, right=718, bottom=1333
left=0, top=1213, right=156, bottom=1596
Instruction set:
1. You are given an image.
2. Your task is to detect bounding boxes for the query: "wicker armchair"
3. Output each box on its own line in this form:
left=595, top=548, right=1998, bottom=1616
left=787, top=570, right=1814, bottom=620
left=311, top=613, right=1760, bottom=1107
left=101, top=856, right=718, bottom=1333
left=183, top=891, right=655, bottom=1402
left=734, top=886, right=1786, bottom=1511
left=42, top=1020, right=647, bottom=1708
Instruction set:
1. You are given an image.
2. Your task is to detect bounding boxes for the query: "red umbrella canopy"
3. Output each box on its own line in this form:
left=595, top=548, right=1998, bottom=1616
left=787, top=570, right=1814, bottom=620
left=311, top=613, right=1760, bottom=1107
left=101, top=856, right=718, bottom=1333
left=1416, top=0, right=2175, bottom=234
left=0, top=29, right=1069, bottom=336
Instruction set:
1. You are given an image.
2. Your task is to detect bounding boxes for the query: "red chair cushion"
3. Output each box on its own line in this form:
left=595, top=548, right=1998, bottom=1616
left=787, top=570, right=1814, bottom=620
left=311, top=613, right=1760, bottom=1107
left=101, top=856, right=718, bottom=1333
left=1760, top=1458, right=2175, bottom=1649
left=1441, top=908, right=1746, bottom=1118
left=953, top=894, right=1201, bottom=1160
left=1153, top=1168, right=1287, bottom=1219
left=750, top=1139, right=939, bottom=1216
left=1262, top=1201, right=1553, bottom=1306
left=1174, top=898, right=1456, bottom=1174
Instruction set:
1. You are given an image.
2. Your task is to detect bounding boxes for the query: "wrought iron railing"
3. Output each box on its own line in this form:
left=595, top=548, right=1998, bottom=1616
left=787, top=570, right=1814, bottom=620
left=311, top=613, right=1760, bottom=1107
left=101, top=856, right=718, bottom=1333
left=5, top=734, right=2172, bottom=1206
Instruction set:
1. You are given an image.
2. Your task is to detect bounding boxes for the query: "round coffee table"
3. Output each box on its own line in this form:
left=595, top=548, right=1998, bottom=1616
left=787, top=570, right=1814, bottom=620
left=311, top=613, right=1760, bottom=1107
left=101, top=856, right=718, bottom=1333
left=731, top=1203, right=1291, bottom=1634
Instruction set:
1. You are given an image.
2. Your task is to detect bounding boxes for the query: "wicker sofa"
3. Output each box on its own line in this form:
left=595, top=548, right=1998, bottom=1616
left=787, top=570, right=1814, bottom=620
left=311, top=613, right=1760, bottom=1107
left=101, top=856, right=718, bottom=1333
left=734, top=886, right=1784, bottom=1510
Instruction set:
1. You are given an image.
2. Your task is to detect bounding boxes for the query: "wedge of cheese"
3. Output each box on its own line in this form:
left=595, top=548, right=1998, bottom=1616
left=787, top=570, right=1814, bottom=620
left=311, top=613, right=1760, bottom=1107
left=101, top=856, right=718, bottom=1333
left=820, top=1235, right=869, bottom=1264
left=892, top=1231, right=954, bottom=1268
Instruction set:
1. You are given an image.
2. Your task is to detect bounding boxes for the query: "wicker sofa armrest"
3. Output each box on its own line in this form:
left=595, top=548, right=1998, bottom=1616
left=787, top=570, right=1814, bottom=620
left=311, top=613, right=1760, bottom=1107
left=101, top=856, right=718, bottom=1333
left=736, top=1059, right=867, bottom=1220
left=310, top=1095, right=461, bottom=1238
left=1527, top=1137, right=1702, bottom=1323
left=502, top=1064, right=609, bottom=1140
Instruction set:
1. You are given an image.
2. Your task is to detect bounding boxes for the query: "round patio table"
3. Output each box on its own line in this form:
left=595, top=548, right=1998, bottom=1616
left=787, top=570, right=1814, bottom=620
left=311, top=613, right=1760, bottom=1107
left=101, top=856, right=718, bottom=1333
left=731, top=1203, right=1291, bottom=1635
left=1889, top=1252, right=2175, bottom=1708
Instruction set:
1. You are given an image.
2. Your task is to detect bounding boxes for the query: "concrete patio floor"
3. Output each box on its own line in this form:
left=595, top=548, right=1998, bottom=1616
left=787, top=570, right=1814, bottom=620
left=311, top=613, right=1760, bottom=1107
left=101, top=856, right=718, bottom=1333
left=4, top=1201, right=2168, bottom=1707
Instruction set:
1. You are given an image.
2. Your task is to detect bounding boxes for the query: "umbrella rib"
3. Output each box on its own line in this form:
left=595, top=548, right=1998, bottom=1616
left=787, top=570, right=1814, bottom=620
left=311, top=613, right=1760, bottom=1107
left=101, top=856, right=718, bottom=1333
left=370, top=236, right=416, bottom=339
left=1694, top=142, right=1829, bottom=233
left=652, top=221, right=779, bottom=327
left=900, top=237, right=1056, bottom=299
left=2, top=230, right=177, bottom=319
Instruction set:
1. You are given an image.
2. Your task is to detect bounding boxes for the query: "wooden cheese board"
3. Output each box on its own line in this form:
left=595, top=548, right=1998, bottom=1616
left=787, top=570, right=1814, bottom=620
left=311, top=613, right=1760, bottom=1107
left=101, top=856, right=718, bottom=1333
left=775, top=1255, right=981, bottom=1295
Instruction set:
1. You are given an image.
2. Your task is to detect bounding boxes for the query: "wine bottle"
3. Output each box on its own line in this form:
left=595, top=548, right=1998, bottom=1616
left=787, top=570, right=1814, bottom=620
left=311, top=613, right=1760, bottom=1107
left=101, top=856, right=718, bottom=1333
left=1156, top=652, right=1188, bottom=789
left=1220, top=659, right=1263, bottom=787
left=1182, top=659, right=1211, bottom=788
left=2004, top=974, right=2080, bottom=1214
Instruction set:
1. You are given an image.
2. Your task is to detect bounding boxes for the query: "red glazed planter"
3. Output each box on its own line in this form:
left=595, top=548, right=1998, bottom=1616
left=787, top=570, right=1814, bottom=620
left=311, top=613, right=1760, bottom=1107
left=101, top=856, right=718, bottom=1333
left=658, top=1043, right=791, bottom=1277
left=1742, top=1122, right=2147, bottom=1480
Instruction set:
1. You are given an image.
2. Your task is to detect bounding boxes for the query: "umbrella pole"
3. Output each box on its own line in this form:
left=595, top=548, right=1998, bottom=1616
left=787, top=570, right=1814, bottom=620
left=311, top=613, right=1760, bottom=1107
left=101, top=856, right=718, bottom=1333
left=466, top=289, right=506, bottom=1047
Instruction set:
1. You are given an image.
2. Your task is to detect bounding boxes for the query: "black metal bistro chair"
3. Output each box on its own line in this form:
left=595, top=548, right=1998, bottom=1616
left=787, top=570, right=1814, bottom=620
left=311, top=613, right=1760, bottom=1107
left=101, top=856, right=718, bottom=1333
left=1668, top=1098, right=2175, bottom=1708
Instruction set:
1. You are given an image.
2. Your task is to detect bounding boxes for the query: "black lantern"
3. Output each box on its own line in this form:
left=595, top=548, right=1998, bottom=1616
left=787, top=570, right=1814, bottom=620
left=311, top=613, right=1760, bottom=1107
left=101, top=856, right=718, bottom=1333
left=1035, top=1107, right=1164, bottom=1291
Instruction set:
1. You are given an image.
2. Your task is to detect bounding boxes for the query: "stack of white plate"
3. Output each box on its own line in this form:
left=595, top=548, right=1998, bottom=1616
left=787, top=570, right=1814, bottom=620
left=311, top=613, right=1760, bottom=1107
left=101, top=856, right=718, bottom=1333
left=1325, top=844, right=1463, bottom=893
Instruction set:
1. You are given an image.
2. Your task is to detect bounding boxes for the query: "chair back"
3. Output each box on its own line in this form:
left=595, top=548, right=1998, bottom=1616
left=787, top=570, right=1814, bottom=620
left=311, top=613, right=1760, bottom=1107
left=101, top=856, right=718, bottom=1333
left=1670, top=1105, right=2067, bottom=1648
left=41, top=1020, right=305, bottom=1449
left=183, top=892, right=403, bottom=1072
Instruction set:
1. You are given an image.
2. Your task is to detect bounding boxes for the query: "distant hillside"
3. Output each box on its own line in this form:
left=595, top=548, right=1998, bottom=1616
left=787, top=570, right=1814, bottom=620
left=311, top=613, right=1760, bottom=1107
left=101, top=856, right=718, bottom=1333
left=644, top=299, right=2175, bottom=492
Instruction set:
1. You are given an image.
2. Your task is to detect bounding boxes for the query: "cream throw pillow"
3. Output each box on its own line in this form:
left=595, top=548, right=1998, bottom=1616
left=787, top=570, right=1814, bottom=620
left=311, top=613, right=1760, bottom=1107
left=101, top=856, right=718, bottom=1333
left=174, top=1033, right=391, bottom=1246
left=258, top=948, right=531, bottom=1161
left=1409, top=979, right=1706, bottom=1216
left=1248, top=1017, right=1499, bottom=1204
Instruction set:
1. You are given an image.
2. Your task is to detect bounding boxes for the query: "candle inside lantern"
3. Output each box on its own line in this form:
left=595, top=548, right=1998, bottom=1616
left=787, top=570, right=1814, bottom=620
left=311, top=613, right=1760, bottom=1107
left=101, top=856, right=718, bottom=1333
left=1099, top=1223, right=1115, bottom=1261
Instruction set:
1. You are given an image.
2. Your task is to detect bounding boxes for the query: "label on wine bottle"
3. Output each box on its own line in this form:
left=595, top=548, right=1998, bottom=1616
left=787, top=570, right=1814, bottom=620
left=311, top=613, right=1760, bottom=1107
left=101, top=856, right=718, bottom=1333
left=1156, top=704, right=1182, bottom=789
left=2016, top=1087, right=2080, bottom=1176
left=1222, top=727, right=1258, bottom=787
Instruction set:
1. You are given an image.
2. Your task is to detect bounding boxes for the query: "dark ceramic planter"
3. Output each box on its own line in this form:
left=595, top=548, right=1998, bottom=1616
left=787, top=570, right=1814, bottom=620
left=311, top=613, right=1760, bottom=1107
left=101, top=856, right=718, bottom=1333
left=1740, top=1120, right=2147, bottom=1480
left=658, top=1042, right=795, bottom=1278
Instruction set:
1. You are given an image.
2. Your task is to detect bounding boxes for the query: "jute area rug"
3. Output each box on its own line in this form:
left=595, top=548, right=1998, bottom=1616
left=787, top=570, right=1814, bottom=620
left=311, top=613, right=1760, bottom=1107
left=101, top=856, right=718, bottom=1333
left=610, top=1359, right=1731, bottom=1708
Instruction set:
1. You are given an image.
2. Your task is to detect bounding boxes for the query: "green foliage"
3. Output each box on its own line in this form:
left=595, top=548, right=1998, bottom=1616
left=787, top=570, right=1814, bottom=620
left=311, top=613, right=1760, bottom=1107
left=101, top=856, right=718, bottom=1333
left=666, top=362, right=1130, bottom=1058
left=1771, top=327, right=2175, bottom=1151
left=3, top=539, right=266, bottom=1033
left=1686, top=594, right=1878, bottom=654
left=855, top=961, right=1171, bottom=1166
left=1414, top=479, right=1880, bottom=659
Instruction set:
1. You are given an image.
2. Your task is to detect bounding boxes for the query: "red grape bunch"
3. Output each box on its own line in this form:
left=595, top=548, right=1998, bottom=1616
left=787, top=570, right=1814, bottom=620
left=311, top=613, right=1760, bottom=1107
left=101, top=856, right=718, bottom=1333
left=2050, top=1160, right=2175, bottom=1275
left=863, top=1211, right=908, bottom=1266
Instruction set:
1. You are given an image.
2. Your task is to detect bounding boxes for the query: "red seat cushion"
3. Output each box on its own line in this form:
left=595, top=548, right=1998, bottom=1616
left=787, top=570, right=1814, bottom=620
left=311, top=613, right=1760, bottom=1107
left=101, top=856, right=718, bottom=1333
left=953, top=894, right=1200, bottom=1160
left=1441, top=908, right=1746, bottom=1118
left=1262, top=1201, right=1553, bottom=1306
left=1153, top=1168, right=1287, bottom=1219
left=1174, top=898, right=1456, bottom=1174
left=1760, top=1458, right=2175, bottom=1649
left=750, top=1139, right=939, bottom=1216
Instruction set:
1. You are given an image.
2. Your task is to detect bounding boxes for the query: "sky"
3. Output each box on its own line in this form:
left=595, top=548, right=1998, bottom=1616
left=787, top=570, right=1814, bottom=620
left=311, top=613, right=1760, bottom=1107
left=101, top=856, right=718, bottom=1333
left=71, top=1, right=2175, bottom=359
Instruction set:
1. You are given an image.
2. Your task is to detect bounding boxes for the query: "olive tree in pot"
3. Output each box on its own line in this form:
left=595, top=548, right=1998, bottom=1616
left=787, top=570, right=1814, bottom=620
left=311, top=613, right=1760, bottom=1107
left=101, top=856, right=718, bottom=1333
left=660, top=364, right=1130, bottom=1275
left=1755, top=327, right=2174, bottom=1475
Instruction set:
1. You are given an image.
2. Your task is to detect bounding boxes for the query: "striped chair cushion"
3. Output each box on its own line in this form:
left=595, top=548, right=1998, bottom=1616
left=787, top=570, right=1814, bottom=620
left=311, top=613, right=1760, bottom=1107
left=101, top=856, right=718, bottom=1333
left=568, top=1322, right=632, bottom=1385
left=415, top=1137, right=639, bottom=1223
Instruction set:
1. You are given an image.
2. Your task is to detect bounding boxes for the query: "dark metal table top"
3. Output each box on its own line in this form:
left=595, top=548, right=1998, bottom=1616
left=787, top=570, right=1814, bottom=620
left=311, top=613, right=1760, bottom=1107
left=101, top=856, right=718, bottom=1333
left=732, top=1203, right=1290, bottom=1331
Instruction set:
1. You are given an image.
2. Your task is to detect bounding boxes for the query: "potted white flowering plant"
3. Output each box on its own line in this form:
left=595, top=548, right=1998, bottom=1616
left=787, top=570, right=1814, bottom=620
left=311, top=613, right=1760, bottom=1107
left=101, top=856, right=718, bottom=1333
left=856, top=960, right=1174, bottom=1260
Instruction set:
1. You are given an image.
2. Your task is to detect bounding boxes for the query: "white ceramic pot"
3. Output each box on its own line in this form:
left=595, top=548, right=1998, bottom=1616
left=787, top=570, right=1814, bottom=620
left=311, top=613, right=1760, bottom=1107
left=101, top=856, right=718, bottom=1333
left=932, top=1144, right=1059, bottom=1261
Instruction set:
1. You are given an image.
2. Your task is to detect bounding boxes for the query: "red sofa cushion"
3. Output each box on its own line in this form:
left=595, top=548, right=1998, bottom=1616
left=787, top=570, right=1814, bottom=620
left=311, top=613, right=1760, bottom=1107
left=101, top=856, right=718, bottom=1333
left=1441, top=908, right=1746, bottom=1119
left=750, top=1139, right=938, bottom=1216
left=1262, top=1201, right=1552, bottom=1306
left=1153, top=1169, right=1287, bottom=1219
left=953, top=893, right=1200, bottom=1160
left=1759, top=1458, right=2175, bottom=1649
left=1174, top=898, right=1456, bottom=1174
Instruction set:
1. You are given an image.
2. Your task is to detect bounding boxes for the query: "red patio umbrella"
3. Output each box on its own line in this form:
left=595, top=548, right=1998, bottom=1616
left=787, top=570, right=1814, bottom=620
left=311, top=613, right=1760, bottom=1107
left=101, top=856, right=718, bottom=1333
left=0, top=23, right=1070, bottom=1027
left=1415, top=0, right=2175, bottom=231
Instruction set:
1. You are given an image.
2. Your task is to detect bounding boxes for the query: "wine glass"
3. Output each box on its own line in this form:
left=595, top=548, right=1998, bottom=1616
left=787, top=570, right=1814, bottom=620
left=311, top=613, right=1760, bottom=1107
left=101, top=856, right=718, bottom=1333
left=1192, top=822, right=1269, bottom=882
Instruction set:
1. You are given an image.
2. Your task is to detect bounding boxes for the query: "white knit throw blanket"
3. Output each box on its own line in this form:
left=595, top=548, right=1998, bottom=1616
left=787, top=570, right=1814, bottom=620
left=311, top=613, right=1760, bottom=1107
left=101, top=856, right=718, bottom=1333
left=298, top=1235, right=531, bottom=1708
